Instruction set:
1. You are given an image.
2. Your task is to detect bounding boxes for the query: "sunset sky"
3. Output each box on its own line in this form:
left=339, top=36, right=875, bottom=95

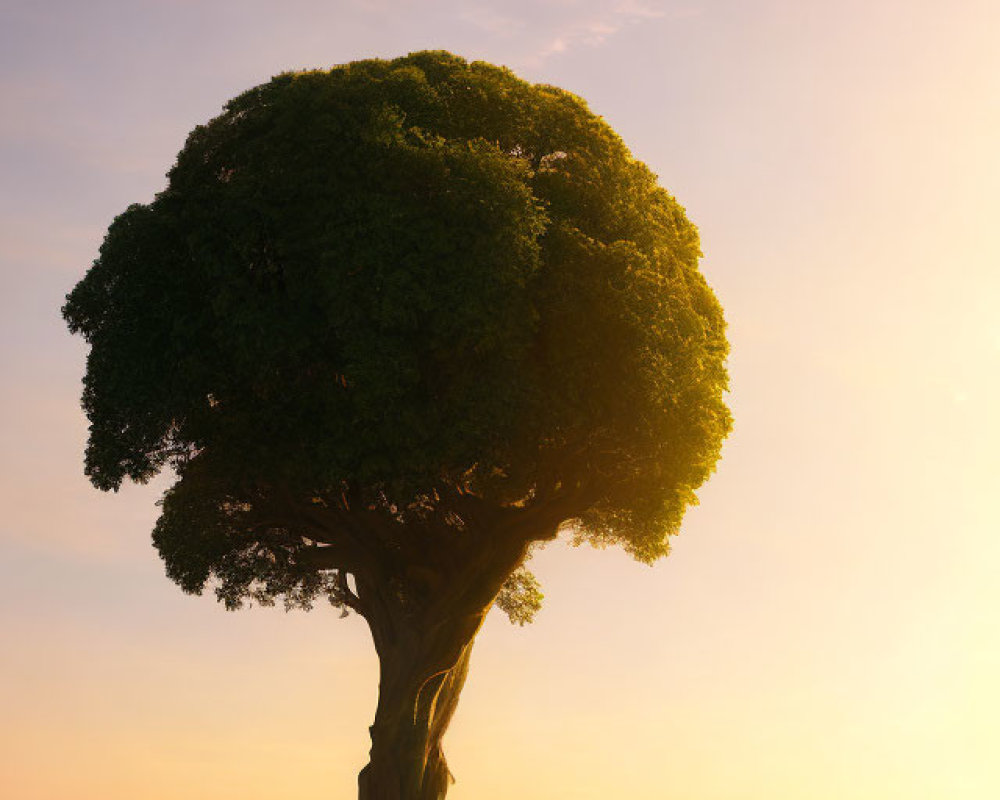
left=2, top=1, right=999, bottom=798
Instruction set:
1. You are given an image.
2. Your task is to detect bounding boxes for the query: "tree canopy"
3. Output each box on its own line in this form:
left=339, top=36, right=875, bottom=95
left=64, top=51, right=729, bottom=619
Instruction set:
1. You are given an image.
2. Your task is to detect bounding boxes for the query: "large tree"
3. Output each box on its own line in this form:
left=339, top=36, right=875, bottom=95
left=64, top=51, right=730, bottom=800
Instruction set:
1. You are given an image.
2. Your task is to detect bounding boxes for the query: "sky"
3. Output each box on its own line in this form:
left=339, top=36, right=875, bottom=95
left=2, top=0, right=999, bottom=798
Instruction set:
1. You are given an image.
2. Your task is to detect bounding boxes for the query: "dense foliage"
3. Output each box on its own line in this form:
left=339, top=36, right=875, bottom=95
left=64, top=51, right=730, bottom=615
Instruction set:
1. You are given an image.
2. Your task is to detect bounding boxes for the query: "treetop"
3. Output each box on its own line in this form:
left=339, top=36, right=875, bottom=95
left=64, top=50, right=730, bottom=611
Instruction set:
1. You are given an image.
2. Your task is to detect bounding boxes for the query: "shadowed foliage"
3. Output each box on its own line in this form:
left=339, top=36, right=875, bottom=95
left=64, top=50, right=730, bottom=800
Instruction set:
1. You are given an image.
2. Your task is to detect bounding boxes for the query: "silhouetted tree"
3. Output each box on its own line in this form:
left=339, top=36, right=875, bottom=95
left=64, top=51, right=730, bottom=800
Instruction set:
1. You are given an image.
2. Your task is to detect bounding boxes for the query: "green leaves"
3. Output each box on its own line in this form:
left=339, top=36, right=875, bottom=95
left=495, top=567, right=544, bottom=626
left=64, top=51, right=730, bottom=610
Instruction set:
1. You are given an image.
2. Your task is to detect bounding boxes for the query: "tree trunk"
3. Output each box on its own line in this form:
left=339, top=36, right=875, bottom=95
left=352, top=512, right=542, bottom=800
left=358, top=626, right=476, bottom=800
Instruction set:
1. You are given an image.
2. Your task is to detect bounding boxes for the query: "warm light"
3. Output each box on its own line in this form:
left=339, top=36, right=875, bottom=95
left=3, top=1, right=999, bottom=798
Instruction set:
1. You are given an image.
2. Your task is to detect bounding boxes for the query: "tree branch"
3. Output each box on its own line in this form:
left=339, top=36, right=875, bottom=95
left=336, top=570, right=367, bottom=616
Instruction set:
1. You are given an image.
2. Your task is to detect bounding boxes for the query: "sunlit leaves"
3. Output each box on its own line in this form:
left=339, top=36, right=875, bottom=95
left=63, top=51, right=730, bottom=611
left=495, top=567, right=544, bottom=625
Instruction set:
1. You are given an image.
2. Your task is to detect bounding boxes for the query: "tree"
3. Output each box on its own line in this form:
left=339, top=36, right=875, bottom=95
left=63, top=51, right=730, bottom=800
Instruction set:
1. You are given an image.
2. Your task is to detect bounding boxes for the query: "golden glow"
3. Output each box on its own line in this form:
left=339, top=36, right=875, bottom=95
left=2, top=0, right=999, bottom=797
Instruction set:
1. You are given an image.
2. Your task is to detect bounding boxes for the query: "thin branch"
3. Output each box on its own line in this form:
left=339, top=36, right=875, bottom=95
left=336, top=570, right=367, bottom=616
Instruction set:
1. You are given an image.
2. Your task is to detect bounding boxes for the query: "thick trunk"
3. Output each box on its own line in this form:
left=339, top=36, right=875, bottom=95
left=358, top=630, right=475, bottom=800
left=351, top=509, right=549, bottom=800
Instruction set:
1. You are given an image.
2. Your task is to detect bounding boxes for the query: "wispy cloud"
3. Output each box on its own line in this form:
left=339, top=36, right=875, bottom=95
left=532, top=0, right=673, bottom=63
left=459, top=5, right=528, bottom=37
left=449, top=0, right=698, bottom=68
left=534, top=18, right=628, bottom=60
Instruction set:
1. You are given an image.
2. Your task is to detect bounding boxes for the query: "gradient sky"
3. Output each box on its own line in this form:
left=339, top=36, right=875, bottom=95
left=2, top=1, right=999, bottom=798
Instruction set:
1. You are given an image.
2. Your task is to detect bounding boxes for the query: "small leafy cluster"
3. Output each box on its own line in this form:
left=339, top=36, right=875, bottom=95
left=494, top=566, right=544, bottom=625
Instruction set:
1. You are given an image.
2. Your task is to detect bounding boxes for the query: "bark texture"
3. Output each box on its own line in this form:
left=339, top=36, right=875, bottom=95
left=358, top=638, right=474, bottom=800
left=352, top=508, right=548, bottom=800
